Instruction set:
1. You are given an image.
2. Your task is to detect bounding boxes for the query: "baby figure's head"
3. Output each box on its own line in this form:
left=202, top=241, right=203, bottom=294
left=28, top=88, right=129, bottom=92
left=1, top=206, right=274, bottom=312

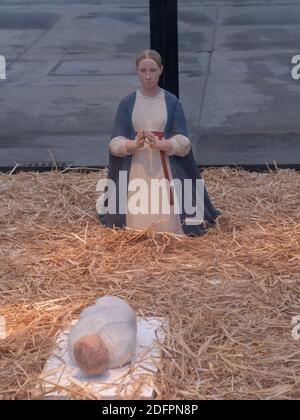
left=73, top=335, right=110, bottom=376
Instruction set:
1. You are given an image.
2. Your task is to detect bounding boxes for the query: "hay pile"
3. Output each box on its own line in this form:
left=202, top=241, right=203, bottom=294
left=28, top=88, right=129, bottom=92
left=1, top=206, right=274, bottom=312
left=0, top=166, right=299, bottom=400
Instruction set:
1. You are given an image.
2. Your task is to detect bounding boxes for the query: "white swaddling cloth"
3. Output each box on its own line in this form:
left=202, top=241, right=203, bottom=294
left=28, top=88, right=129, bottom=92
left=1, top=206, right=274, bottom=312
left=68, top=296, right=137, bottom=369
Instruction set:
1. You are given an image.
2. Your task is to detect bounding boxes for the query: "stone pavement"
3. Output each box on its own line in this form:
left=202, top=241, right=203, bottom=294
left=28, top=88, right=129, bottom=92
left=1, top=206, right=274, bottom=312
left=0, top=0, right=299, bottom=170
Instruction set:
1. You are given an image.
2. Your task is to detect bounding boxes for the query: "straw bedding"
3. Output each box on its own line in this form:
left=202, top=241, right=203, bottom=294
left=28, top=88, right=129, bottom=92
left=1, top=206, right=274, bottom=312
left=0, top=166, right=299, bottom=400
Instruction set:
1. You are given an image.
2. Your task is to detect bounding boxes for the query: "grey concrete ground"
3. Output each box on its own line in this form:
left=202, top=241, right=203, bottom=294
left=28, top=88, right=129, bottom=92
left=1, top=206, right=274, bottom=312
left=0, top=0, right=300, bottom=170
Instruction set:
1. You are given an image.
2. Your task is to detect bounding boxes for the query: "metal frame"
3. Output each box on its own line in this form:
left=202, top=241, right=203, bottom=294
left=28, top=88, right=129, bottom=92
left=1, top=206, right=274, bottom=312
left=150, top=0, right=179, bottom=98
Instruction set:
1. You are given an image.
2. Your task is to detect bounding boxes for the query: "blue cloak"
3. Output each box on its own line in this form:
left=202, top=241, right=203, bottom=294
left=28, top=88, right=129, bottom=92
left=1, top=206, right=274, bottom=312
left=98, top=89, right=221, bottom=237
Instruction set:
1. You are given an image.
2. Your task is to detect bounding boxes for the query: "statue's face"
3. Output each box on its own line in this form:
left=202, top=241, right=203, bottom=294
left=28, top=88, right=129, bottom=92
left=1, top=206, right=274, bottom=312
left=137, top=58, right=163, bottom=89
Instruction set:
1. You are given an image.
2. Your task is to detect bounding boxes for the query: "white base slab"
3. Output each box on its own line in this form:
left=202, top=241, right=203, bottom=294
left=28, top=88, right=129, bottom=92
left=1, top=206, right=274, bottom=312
left=38, top=317, right=165, bottom=400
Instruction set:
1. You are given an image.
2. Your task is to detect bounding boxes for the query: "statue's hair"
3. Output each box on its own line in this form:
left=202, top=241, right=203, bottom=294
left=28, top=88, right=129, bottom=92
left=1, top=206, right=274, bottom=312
left=136, top=49, right=162, bottom=68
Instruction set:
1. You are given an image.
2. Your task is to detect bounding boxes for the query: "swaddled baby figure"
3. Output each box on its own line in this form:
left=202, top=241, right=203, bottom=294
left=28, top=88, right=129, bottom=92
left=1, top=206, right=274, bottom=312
left=68, top=296, right=137, bottom=376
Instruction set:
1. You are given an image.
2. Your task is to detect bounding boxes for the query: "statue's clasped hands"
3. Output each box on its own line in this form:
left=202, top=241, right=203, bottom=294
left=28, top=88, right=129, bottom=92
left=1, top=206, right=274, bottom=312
left=126, top=131, right=172, bottom=154
left=135, top=130, right=162, bottom=150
